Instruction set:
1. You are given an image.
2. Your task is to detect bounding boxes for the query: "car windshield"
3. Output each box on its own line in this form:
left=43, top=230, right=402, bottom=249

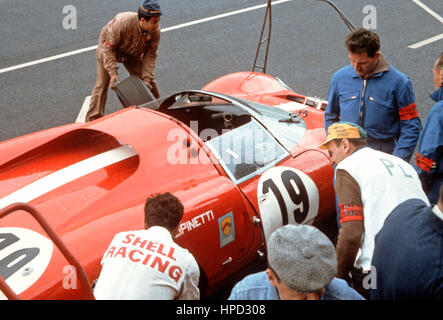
left=243, top=100, right=306, bottom=151
left=143, top=92, right=306, bottom=183
left=205, top=118, right=288, bottom=184
left=143, top=92, right=306, bottom=152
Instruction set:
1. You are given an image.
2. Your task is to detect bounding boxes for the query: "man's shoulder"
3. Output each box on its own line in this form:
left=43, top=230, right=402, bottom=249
left=346, top=146, right=409, bottom=164
left=332, top=65, right=355, bottom=79
left=108, top=12, right=138, bottom=29
left=429, top=100, right=443, bottom=116
left=380, top=64, right=411, bottom=86
left=114, top=12, right=138, bottom=20
left=228, top=272, right=278, bottom=300
left=233, top=271, right=269, bottom=289
left=337, top=147, right=373, bottom=168
left=111, top=229, right=143, bottom=240
left=323, top=278, right=365, bottom=300
left=387, top=198, right=430, bottom=225
left=425, top=101, right=443, bottom=128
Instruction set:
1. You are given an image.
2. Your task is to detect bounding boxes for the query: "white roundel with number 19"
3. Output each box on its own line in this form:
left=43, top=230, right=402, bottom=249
left=257, top=166, right=319, bottom=243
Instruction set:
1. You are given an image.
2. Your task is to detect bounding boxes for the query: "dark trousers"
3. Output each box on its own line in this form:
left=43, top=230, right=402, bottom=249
left=87, top=49, right=160, bottom=122
left=350, top=267, right=372, bottom=300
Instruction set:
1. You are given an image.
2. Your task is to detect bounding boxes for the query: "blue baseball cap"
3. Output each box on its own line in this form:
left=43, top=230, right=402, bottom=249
left=139, top=0, right=162, bottom=17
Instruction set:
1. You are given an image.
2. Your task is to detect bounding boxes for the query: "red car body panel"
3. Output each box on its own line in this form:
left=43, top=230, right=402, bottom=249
left=0, top=72, right=334, bottom=299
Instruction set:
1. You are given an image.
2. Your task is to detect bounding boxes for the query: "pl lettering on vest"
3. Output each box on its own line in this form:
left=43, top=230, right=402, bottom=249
left=104, top=233, right=183, bottom=282
left=378, top=157, right=413, bottom=178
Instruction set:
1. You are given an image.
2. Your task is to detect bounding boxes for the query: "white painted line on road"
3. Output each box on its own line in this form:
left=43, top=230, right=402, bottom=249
left=411, top=0, right=443, bottom=24
left=161, top=0, right=290, bottom=32
left=0, top=45, right=98, bottom=75
left=76, top=95, right=91, bottom=123
left=409, top=32, right=443, bottom=49
left=0, top=0, right=291, bottom=75
left=408, top=1, right=442, bottom=49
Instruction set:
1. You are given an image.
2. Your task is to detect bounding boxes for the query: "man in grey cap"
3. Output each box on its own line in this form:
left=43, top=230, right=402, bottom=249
left=228, top=224, right=363, bottom=300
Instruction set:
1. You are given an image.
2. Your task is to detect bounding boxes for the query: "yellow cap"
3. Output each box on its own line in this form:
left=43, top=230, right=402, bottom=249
left=320, top=122, right=367, bottom=149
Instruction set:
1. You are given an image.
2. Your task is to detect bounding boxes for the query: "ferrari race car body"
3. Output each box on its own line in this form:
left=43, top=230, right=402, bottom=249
left=0, top=71, right=335, bottom=299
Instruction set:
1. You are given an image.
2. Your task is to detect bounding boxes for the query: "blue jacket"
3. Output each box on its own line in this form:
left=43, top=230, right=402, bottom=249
left=325, top=56, right=422, bottom=161
left=228, top=271, right=364, bottom=300
left=414, top=86, right=443, bottom=204
left=371, top=198, right=443, bottom=300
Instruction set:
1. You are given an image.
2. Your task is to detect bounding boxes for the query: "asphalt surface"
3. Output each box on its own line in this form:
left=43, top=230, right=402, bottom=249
left=0, top=0, right=442, bottom=143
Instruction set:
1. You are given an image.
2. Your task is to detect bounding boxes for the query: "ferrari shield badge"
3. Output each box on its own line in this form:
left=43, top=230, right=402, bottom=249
left=218, top=212, right=235, bottom=248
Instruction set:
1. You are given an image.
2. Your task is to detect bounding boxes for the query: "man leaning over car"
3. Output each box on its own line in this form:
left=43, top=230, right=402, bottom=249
left=86, top=0, right=162, bottom=122
left=320, top=122, right=428, bottom=299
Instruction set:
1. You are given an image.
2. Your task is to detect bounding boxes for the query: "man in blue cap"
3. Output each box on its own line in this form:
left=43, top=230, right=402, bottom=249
left=86, top=1, right=162, bottom=122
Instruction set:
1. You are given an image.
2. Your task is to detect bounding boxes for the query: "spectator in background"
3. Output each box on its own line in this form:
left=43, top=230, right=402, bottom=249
left=320, top=122, right=428, bottom=299
left=415, top=52, right=443, bottom=204
left=93, top=192, right=200, bottom=300
left=228, top=224, right=363, bottom=300
left=324, top=28, right=421, bottom=162
left=371, top=185, right=443, bottom=300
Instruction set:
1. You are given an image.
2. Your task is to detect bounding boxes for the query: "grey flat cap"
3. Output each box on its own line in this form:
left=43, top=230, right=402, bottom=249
left=267, top=224, right=337, bottom=293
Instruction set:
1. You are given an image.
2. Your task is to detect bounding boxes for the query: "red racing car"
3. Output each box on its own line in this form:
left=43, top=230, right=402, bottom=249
left=0, top=70, right=336, bottom=300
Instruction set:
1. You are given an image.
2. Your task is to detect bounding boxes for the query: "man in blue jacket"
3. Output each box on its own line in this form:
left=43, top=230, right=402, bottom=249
left=415, top=52, right=443, bottom=204
left=325, top=28, right=421, bottom=162
left=371, top=185, right=443, bottom=300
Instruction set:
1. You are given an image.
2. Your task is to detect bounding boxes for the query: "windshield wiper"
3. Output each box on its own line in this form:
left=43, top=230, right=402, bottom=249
left=278, top=112, right=301, bottom=123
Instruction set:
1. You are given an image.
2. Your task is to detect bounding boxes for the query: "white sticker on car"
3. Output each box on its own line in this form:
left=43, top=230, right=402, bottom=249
left=257, top=166, right=319, bottom=243
left=0, top=227, right=53, bottom=299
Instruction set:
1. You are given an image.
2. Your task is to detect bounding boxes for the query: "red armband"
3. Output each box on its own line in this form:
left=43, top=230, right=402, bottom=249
left=416, top=153, right=436, bottom=172
left=339, top=204, right=364, bottom=223
left=399, top=102, right=419, bottom=120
